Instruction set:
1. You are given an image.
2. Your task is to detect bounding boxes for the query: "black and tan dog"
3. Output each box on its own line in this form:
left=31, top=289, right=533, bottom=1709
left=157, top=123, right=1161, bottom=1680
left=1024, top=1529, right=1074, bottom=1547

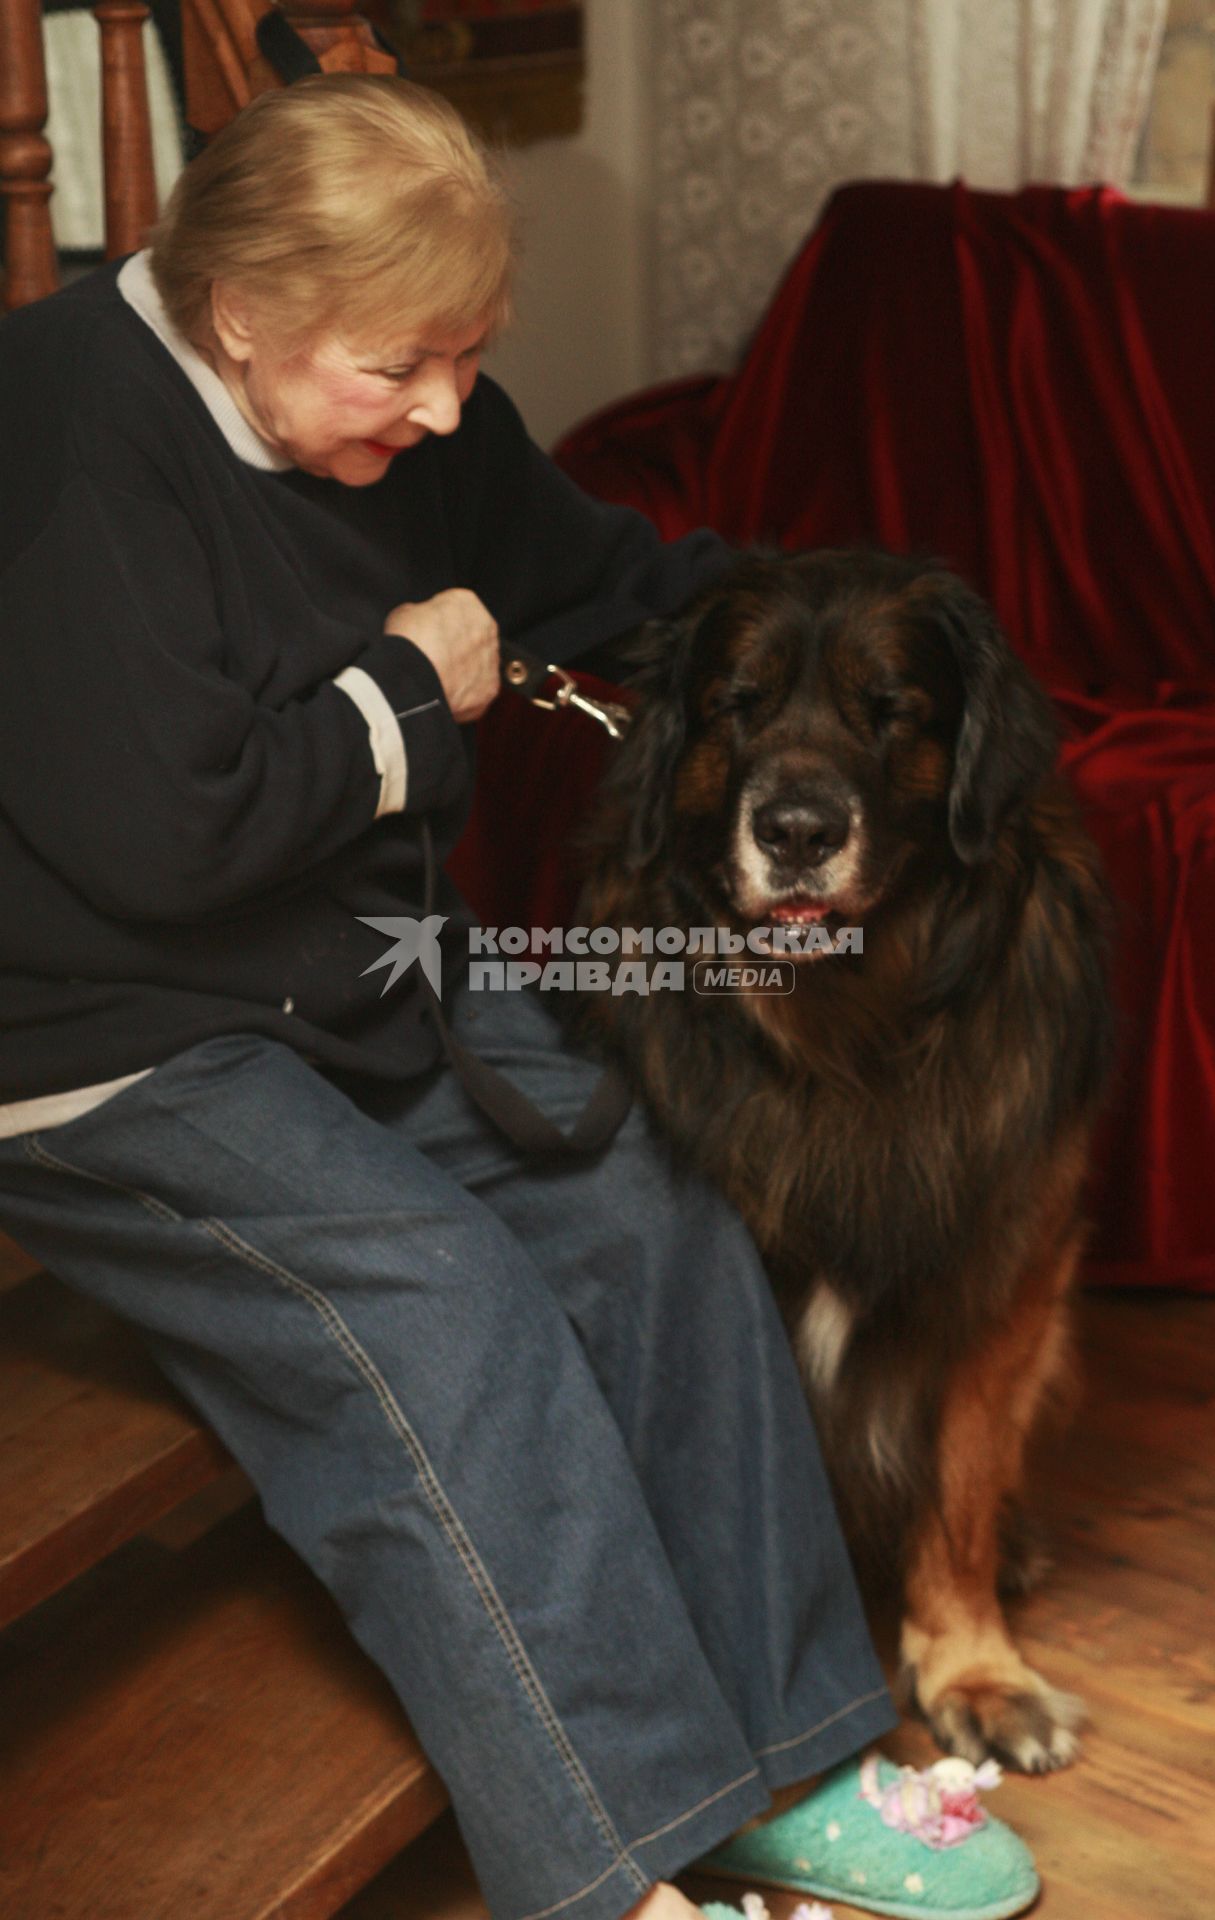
left=577, top=549, right=1114, bottom=1774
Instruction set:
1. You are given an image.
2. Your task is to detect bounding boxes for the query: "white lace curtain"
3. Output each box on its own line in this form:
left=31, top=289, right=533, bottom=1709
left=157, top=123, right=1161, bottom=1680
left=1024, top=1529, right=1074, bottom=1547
left=909, top=0, right=1168, bottom=182
left=651, top=0, right=1169, bottom=378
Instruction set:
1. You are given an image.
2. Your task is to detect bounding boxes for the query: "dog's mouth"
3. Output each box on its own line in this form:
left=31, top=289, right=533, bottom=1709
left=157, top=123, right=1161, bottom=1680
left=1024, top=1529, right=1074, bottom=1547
left=768, top=897, right=833, bottom=925
left=748, top=896, right=852, bottom=958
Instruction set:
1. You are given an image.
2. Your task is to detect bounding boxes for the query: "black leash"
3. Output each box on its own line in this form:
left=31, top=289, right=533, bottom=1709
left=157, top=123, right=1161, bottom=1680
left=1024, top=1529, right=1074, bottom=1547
left=416, top=648, right=633, bottom=1158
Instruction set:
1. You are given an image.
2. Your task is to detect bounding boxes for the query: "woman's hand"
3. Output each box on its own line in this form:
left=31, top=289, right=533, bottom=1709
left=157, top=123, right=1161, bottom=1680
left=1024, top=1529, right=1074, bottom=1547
left=384, top=589, right=501, bottom=724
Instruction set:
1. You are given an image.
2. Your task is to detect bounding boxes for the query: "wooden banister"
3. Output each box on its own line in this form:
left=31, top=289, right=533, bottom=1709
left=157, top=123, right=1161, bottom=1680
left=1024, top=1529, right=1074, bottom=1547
left=94, top=0, right=159, bottom=257
left=184, top=0, right=396, bottom=140
left=0, top=0, right=58, bottom=310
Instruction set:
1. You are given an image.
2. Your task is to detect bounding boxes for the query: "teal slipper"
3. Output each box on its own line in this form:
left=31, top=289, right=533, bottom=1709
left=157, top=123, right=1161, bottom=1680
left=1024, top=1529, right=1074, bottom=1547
left=695, top=1754, right=1039, bottom=1920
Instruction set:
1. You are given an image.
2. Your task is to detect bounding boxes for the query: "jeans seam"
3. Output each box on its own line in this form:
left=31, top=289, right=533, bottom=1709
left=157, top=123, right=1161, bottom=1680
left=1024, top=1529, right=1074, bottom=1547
left=519, top=1858, right=644, bottom=1920
left=519, top=1761, right=766, bottom=1920
left=752, top=1682, right=890, bottom=1759
left=626, top=1764, right=761, bottom=1850
left=196, top=1212, right=648, bottom=1896
left=23, top=1132, right=182, bottom=1223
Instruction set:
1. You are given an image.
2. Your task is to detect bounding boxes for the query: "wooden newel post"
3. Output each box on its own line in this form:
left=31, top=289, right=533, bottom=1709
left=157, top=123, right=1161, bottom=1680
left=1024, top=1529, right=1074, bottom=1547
left=0, top=0, right=59, bottom=310
left=93, top=0, right=159, bottom=257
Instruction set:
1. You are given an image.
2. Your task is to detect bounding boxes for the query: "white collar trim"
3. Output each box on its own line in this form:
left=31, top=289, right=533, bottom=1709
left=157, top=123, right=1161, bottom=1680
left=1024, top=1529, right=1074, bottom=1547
left=118, top=251, right=293, bottom=472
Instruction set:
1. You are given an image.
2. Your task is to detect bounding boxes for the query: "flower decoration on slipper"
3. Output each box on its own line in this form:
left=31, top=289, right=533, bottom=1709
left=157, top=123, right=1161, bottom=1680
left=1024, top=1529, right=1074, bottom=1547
left=858, top=1754, right=1004, bottom=1850
left=714, top=1899, right=833, bottom=1920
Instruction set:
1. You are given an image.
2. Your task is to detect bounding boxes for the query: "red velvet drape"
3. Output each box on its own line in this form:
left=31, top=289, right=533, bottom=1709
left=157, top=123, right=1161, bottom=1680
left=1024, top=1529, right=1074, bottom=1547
left=453, top=181, right=1215, bottom=1292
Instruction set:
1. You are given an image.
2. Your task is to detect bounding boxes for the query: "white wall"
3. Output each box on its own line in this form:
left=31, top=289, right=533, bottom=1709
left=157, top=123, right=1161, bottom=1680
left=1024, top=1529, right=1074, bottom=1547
left=484, top=0, right=652, bottom=450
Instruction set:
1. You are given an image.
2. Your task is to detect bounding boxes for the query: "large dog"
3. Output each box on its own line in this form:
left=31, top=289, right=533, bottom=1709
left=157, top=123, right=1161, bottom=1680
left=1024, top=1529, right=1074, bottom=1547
left=576, top=549, right=1113, bottom=1774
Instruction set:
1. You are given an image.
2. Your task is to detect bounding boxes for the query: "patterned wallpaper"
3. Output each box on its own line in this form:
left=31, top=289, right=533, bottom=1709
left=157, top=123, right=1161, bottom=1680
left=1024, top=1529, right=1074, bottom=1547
left=651, top=0, right=918, bottom=379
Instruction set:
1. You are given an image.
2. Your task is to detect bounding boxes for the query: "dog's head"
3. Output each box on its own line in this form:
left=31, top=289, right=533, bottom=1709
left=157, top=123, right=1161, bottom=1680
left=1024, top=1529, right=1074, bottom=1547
left=613, top=550, right=1057, bottom=937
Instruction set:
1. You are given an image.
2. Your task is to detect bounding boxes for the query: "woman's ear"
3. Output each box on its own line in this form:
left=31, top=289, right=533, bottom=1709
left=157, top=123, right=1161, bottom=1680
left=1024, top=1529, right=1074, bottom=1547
left=209, top=281, right=257, bottom=365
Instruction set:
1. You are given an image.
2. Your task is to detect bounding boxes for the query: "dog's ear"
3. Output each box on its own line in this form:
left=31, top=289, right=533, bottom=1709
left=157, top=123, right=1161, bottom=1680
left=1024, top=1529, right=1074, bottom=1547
left=608, top=615, right=693, bottom=872
left=927, top=575, right=1058, bottom=865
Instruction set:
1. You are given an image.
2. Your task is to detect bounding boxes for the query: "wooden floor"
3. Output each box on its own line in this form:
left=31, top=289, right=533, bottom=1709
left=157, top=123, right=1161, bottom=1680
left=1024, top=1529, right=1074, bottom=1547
left=340, top=1291, right=1215, bottom=1920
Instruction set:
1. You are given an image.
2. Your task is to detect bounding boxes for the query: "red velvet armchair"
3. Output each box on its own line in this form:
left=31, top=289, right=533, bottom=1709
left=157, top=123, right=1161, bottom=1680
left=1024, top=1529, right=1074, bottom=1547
left=451, top=180, right=1215, bottom=1296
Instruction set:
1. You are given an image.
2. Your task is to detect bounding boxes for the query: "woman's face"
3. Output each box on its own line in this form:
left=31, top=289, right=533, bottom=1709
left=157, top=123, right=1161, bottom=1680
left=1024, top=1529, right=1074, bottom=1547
left=212, top=293, right=487, bottom=485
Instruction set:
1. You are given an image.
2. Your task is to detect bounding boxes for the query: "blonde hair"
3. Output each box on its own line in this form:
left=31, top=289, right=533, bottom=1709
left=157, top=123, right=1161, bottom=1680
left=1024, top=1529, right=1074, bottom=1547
left=149, top=74, right=515, bottom=357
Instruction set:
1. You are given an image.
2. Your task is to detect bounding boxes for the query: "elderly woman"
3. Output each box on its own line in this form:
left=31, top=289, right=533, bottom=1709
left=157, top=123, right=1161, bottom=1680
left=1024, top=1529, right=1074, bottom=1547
left=0, top=75, right=1038, bottom=1920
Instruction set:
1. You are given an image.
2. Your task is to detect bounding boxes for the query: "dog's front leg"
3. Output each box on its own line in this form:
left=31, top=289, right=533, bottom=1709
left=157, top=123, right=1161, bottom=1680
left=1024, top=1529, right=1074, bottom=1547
left=899, top=1233, right=1085, bottom=1773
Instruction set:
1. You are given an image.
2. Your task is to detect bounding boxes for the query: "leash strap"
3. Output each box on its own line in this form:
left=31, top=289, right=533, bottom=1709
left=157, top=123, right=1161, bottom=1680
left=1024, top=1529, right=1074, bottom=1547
left=420, top=823, right=633, bottom=1157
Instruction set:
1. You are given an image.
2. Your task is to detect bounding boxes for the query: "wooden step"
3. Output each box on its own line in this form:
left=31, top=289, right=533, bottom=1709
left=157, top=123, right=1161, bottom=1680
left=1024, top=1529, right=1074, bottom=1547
left=0, top=1505, right=447, bottom=1920
left=0, top=1270, right=236, bottom=1629
left=0, top=1229, right=41, bottom=1292
left=341, top=1808, right=487, bottom=1920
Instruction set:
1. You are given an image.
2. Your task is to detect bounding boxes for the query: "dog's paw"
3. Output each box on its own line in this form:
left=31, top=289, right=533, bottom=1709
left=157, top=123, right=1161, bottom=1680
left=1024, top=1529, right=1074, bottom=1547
left=920, top=1673, right=1085, bottom=1774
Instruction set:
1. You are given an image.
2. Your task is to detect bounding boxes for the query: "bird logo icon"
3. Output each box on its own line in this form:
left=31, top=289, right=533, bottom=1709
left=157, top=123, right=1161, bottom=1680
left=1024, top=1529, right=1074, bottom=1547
left=357, top=915, right=448, bottom=997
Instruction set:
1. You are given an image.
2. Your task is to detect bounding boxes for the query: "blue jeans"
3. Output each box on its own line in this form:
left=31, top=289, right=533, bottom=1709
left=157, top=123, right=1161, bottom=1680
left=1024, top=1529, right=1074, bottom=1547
left=0, top=984, right=894, bottom=1920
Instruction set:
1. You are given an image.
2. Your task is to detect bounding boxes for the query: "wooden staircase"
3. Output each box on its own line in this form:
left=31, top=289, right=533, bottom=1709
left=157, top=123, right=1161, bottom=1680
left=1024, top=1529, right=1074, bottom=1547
left=0, top=1237, right=450, bottom=1918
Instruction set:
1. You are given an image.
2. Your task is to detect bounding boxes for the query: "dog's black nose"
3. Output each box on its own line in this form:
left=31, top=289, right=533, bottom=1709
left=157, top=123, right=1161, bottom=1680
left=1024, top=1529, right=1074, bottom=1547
left=752, top=797, right=850, bottom=869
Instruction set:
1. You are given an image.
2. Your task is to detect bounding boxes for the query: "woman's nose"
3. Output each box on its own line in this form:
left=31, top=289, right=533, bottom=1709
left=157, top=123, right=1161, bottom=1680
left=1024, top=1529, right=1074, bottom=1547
left=407, top=364, right=462, bottom=436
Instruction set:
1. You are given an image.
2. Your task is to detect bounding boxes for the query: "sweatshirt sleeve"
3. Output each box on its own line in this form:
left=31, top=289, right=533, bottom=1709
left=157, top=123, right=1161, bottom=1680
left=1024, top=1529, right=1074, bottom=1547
left=0, top=472, right=466, bottom=923
left=459, top=377, right=736, bottom=674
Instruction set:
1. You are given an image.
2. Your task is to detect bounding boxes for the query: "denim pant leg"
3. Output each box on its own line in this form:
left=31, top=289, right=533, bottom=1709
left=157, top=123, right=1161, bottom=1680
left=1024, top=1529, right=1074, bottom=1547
left=0, top=1033, right=778, bottom=1920
left=354, top=983, right=895, bottom=1791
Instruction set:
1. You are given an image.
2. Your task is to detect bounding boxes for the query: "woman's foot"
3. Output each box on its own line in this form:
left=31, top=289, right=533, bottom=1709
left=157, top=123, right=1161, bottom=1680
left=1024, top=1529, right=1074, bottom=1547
left=622, top=1884, right=708, bottom=1920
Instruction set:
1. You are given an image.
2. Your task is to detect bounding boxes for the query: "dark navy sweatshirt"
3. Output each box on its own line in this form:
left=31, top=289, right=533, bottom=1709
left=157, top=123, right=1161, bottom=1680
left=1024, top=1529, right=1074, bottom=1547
left=0, top=261, right=728, bottom=1099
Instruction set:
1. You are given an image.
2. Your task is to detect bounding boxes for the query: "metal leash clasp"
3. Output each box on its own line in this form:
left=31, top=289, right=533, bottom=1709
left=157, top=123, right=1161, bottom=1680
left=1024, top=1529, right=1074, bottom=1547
left=504, top=658, right=632, bottom=742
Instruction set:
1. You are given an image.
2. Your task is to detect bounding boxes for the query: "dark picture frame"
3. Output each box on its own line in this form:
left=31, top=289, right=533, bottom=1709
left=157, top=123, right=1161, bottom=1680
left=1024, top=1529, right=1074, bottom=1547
left=378, top=1, right=585, bottom=145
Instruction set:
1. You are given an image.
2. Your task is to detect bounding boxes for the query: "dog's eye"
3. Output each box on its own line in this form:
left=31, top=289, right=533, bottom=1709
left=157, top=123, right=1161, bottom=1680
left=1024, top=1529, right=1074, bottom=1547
left=703, top=683, right=764, bottom=722
left=867, top=689, right=925, bottom=732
